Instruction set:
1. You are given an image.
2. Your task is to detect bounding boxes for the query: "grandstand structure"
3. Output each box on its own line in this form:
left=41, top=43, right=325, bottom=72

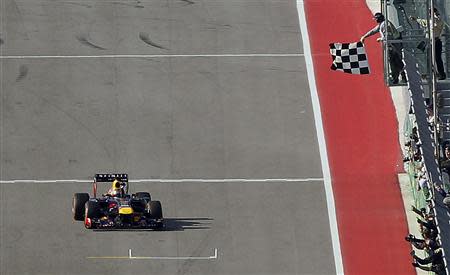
left=384, top=0, right=450, bottom=272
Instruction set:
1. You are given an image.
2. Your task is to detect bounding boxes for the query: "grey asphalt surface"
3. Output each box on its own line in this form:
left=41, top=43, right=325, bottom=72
left=0, top=0, right=336, bottom=274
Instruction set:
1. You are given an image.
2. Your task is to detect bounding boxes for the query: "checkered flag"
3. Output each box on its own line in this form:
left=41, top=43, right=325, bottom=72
left=329, top=42, right=370, bottom=74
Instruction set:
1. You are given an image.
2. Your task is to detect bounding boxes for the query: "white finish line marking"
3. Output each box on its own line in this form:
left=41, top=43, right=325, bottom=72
left=0, top=178, right=323, bottom=184
left=87, top=248, right=218, bottom=260
left=0, top=54, right=304, bottom=59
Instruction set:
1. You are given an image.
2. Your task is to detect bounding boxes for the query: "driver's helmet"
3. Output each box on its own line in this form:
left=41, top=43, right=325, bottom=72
left=110, top=179, right=124, bottom=197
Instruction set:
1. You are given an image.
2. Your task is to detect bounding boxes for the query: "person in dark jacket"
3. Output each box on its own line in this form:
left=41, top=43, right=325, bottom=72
left=411, top=8, right=446, bottom=80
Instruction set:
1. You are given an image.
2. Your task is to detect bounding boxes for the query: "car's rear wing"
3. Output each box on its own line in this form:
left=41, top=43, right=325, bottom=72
left=93, top=173, right=129, bottom=198
left=94, top=173, right=128, bottom=182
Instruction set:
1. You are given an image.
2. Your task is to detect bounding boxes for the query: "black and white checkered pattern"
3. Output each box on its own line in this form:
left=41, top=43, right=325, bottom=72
left=329, top=42, right=370, bottom=74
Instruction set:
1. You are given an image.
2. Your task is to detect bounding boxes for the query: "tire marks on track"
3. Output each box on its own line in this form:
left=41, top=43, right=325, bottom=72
left=76, top=34, right=107, bottom=50
left=15, top=65, right=28, bottom=82
left=139, top=32, right=169, bottom=50
left=180, top=0, right=195, bottom=5
left=111, top=1, right=144, bottom=9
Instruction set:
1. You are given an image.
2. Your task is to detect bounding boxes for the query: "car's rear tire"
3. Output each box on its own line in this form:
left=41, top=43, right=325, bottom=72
left=85, top=200, right=100, bottom=219
left=72, top=193, right=89, bottom=221
left=149, top=201, right=163, bottom=219
left=136, top=192, right=151, bottom=201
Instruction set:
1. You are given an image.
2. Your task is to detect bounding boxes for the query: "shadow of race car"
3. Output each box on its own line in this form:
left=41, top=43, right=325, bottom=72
left=72, top=173, right=164, bottom=230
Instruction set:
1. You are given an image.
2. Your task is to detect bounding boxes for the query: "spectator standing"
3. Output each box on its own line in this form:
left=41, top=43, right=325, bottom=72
left=411, top=8, right=446, bottom=80
left=405, top=234, right=440, bottom=250
left=439, top=146, right=450, bottom=171
left=411, top=248, right=446, bottom=275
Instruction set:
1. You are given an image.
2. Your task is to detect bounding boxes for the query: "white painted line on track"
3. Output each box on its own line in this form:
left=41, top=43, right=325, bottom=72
left=0, top=54, right=304, bottom=59
left=131, top=178, right=323, bottom=183
left=87, top=248, right=218, bottom=260
left=296, top=2, right=345, bottom=275
left=0, top=178, right=323, bottom=184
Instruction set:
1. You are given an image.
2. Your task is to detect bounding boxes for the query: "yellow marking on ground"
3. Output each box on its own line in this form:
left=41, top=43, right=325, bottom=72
left=86, top=256, right=130, bottom=259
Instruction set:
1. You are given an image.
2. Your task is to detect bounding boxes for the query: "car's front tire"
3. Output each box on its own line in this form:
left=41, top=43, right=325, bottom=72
left=149, top=201, right=163, bottom=219
left=85, top=200, right=100, bottom=219
left=72, top=193, right=89, bottom=221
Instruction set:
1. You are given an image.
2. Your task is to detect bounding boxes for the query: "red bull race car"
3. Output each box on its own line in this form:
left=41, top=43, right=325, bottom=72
left=72, top=173, right=164, bottom=229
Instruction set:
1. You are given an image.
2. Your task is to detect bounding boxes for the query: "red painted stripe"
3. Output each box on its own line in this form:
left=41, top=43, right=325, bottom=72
left=303, top=1, right=415, bottom=274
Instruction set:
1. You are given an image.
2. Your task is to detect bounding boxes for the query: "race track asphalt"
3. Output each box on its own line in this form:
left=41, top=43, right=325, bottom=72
left=0, top=1, right=336, bottom=274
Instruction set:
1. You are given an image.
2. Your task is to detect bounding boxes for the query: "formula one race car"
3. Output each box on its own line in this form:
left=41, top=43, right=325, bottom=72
left=72, top=173, right=164, bottom=229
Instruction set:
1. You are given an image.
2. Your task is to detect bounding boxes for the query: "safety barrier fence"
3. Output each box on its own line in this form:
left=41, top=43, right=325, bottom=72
left=404, top=112, right=432, bottom=204
left=403, top=50, right=449, bottom=274
left=404, top=114, right=434, bottom=275
left=382, top=0, right=450, bottom=272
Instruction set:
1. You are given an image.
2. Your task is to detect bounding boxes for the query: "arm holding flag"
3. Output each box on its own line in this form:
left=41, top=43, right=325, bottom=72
left=360, top=24, right=381, bottom=43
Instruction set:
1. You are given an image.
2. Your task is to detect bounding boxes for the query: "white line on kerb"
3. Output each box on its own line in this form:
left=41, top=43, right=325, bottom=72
left=296, top=2, right=345, bottom=275
left=0, top=178, right=323, bottom=184
left=87, top=248, right=218, bottom=260
left=0, top=54, right=304, bottom=59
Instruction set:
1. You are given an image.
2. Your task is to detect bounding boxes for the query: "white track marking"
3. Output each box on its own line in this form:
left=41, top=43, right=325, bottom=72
left=0, top=179, right=92, bottom=183
left=0, top=178, right=323, bottom=184
left=87, top=248, right=218, bottom=260
left=0, top=54, right=304, bottom=59
left=296, top=1, right=344, bottom=275
left=131, top=178, right=322, bottom=183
